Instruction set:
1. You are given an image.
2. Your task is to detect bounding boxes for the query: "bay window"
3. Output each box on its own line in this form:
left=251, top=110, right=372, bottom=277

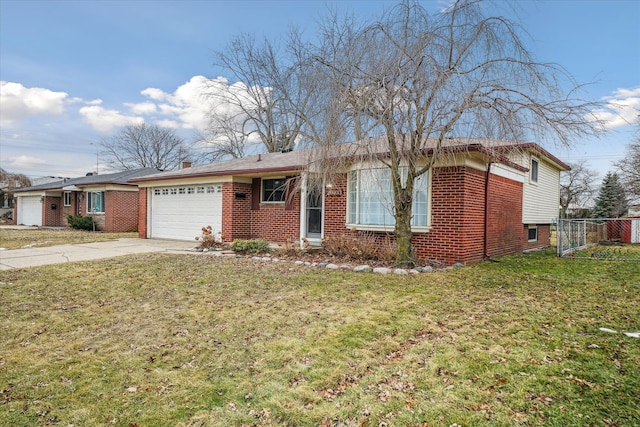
left=348, top=167, right=429, bottom=229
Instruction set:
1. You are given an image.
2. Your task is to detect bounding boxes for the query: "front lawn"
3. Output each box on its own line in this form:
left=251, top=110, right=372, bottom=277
left=0, top=228, right=137, bottom=250
left=1, top=250, right=638, bottom=426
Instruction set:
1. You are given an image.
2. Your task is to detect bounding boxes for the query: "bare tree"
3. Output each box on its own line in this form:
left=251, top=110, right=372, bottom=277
left=560, top=161, right=598, bottom=218
left=211, top=30, right=316, bottom=154
left=196, top=109, right=255, bottom=162
left=311, top=0, right=603, bottom=266
left=100, top=123, right=191, bottom=171
left=0, top=168, right=31, bottom=209
left=615, top=116, right=640, bottom=203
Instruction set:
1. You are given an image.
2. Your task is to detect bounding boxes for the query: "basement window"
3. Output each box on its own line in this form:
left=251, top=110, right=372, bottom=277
left=528, top=225, right=538, bottom=242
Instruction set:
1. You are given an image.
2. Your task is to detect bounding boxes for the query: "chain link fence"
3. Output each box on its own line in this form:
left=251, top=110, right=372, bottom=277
left=556, top=218, right=640, bottom=261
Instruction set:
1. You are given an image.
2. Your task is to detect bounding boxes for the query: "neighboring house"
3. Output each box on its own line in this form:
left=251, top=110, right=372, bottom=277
left=131, top=138, right=569, bottom=265
left=13, top=168, right=161, bottom=232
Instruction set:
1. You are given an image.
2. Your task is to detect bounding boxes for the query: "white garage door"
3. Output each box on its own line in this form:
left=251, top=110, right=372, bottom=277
left=149, top=184, right=223, bottom=241
left=632, top=219, right=640, bottom=244
left=18, top=196, right=42, bottom=226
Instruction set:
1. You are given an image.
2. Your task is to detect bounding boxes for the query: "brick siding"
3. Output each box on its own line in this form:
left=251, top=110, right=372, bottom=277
left=322, top=166, right=526, bottom=265
left=42, top=196, right=63, bottom=227
left=103, top=191, right=139, bottom=232
left=485, top=173, right=524, bottom=259
left=138, top=189, right=148, bottom=238
left=136, top=165, right=541, bottom=264
left=221, top=182, right=252, bottom=241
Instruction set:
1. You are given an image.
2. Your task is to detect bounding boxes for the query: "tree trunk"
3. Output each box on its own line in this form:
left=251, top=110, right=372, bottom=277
left=394, top=187, right=414, bottom=268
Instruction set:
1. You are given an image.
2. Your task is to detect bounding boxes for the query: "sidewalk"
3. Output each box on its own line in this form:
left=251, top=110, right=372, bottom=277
left=0, top=238, right=196, bottom=270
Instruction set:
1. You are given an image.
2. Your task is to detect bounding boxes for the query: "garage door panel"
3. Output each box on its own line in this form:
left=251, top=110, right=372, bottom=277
left=150, top=186, right=222, bottom=241
left=18, top=196, right=42, bottom=226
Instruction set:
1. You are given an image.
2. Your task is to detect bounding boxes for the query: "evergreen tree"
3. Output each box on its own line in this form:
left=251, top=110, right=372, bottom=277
left=592, top=172, right=628, bottom=218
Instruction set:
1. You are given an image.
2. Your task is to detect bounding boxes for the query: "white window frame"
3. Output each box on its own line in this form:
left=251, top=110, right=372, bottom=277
left=63, top=192, right=72, bottom=206
left=347, top=167, right=431, bottom=232
left=527, top=225, right=538, bottom=242
left=87, top=191, right=105, bottom=214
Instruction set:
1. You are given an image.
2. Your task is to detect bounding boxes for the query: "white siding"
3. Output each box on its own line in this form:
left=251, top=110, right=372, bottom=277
left=522, top=155, right=560, bottom=224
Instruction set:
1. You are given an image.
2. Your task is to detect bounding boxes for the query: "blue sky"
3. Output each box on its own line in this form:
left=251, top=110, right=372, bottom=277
left=1, top=0, right=639, bottom=180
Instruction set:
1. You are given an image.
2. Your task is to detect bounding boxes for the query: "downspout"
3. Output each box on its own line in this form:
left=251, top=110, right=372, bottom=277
left=484, top=163, right=492, bottom=260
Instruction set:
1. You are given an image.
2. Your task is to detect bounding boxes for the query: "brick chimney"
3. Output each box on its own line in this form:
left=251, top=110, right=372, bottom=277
left=182, top=161, right=192, bottom=169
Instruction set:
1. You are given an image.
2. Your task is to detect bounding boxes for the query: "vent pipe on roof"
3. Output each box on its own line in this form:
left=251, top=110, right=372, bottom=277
left=257, top=154, right=262, bottom=162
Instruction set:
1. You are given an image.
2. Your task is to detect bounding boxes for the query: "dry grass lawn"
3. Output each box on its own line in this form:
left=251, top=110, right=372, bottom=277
left=1, top=249, right=638, bottom=426
left=0, top=228, right=137, bottom=250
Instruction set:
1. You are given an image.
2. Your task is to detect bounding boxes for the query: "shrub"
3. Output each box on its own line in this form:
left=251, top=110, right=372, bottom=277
left=66, top=215, right=97, bottom=231
left=230, top=239, right=270, bottom=254
left=195, top=225, right=222, bottom=249
left=277, top=238, right=308, bottom=257
left=322, top=231, right=397, bottom=262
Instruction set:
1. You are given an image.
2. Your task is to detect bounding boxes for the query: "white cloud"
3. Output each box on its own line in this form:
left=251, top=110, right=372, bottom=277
left=593, top=86, right=640, bottom=129
left=79, top=105, right=144, bottom=132
left=156, top=119, right=180, bottom=128
left=140, top=87, right=166, bottom=101
left=140, top=75, right=217, bottom=131
left=10, top=154, right=47, bottom=167
left=125, top=101, right=157, bottom=115
left=0, top=81, right=68, bottom=127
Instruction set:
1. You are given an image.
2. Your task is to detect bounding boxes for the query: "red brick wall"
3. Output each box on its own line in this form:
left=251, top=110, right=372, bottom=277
left=323, top=174, right=348, bottom=238
left=485, top=174, right=524, bottom=259
left=524, top=224, right=551, bottom=249
left=411, top=167, right=488, bottom=264
left=42, top=196, right=63, bottom=227
left=221, top=182, right=252, bottom=241
left=138, top=189, right=148, bottom=238
left=249, top=194, right=301, bottom=243
left=61, top=191, right=84, bottom=226
left=104, top=190, right=139, bottom=232
left=322, top=166, right=526, bottom=265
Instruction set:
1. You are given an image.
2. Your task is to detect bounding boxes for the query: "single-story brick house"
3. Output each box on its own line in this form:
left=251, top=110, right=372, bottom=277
left=130, top=138, right=569, bottom=265
left=13, top=168, right=160, bottom=232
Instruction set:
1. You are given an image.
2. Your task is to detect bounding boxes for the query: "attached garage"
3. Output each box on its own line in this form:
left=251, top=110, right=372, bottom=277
left=149, top=184, right=223, bottom=240
left=631, top=219, right=640, bottom=244
left=17, top=195, right=42, bottom=226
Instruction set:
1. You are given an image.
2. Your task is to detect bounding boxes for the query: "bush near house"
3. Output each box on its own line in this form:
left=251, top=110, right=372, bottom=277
left=322, top=231, right=397, bottom=262
left=229, top=238, right=270, bottom=253
left=66, top=215, right=97, bottom=231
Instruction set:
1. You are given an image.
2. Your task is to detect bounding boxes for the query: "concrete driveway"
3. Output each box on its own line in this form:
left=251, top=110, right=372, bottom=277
left=0, top=238, right=197, bottom=270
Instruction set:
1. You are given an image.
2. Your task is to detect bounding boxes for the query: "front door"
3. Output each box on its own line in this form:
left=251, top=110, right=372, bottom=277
left=306, top=187, right=323, bottom=239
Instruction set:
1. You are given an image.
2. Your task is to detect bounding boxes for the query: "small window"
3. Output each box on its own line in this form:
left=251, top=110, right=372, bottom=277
left=178, top=188, right=186, bottom=194
left=530, top=158, right=539, bottom=183
left=187, top=187, right=195, bottom=194
left=206, top=186, right=215, bottom=193
left=528, top=226, right=538, bottom=242
left=262, top=178, right=286, bottom=203
left=63, top=192, right=72, bottom=206
left=197, top=186, right=205, bottom=194
left=216, top=185, right=222, bottom=193
left=154, top=189, right=161, bottom=196
left=162, top=188, right=169, bottom=195
left=170, top=188, right=177, bottom=195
